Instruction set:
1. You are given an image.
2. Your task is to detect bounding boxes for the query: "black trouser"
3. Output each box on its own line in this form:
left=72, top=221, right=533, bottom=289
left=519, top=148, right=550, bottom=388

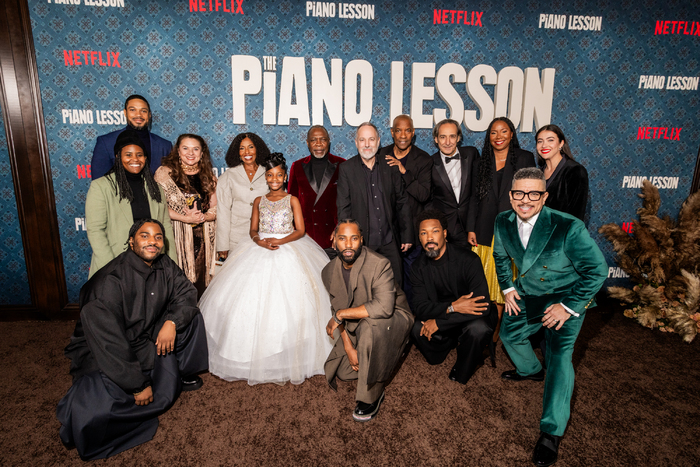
left=411, top=315, right=494, bottom=384
left=371, top=240, right=404, bottom=289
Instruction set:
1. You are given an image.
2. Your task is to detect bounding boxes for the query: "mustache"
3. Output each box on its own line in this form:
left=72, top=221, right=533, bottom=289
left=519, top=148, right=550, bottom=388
left=424, top=242, right=439, bottom=248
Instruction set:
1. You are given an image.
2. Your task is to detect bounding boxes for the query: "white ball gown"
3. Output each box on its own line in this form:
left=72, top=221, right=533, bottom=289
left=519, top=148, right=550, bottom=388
left=199, top=194, right=334, bottom=385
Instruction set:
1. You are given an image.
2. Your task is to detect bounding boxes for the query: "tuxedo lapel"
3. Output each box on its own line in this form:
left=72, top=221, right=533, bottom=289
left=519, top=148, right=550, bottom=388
left=118, top=197, right=134, bottom=225
left=434, top=156, right=456, bottom=203
left=503, top=211, right=525, bottom=263
left=458, top=151, right=470, bottom=204
left=520, top=208, right=556, bottom=275
left=301, top=159, right=319, bottom=194
left=498, top=155, right=515, bottom=200
left=315, top=160, right=337, bottom=205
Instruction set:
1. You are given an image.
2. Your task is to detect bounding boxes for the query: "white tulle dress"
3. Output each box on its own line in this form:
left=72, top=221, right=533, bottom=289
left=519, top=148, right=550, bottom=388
left=199, top=194, right=334, bottom=385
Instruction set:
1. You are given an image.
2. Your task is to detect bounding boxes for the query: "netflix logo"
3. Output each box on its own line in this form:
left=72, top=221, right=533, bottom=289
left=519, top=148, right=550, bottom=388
left=654, top=20, right=700, bottom=36
left=77, top=165, right=91, bottom=179
left=433, top=9, right=483, bottom=27
left=636, top=126, right=681, bottom=140
left=63, top=50, right=120, bottom=68
left=621, top=222, right=634, bottom=234
left=189, top=0, right=244, bottom=13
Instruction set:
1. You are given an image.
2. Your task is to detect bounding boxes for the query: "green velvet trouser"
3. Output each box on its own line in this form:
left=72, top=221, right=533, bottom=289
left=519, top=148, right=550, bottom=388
left=500, top=307, right=585, bottom=437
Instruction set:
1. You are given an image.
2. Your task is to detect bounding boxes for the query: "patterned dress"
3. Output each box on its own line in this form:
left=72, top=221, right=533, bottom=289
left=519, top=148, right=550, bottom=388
left=198, top=194, right=334, bottom=385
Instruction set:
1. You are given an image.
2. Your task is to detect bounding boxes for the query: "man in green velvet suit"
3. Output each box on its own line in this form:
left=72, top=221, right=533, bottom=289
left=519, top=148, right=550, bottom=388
left=493, top=167, right=607, bottom=467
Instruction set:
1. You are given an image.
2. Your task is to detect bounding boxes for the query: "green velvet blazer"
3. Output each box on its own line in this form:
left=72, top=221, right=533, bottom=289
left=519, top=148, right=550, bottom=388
left=86, top=173, right=177, bottom=278
left=492, top=206, right=607, bottom=314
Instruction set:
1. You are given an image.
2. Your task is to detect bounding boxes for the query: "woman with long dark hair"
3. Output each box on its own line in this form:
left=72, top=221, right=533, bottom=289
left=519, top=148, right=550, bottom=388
left=535, top=124, right=589, bottom=221
left=467, top=117, right=535, bottom=320
left=155, top=134, right=217, bottom=297
left=215, top=132, right=271, bottom=260
left=86, top=129, right=177, bottom=277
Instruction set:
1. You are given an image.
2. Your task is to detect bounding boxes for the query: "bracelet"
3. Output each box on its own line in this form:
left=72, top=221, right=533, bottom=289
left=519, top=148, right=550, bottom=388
left=253, top=235, right=260, bottom=241
left=332, top=312, right=343, bottom=325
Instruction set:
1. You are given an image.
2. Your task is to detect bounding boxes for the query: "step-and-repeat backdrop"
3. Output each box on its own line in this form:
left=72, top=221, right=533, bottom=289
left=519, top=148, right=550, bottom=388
left=22, top=0, right=699, bottom=302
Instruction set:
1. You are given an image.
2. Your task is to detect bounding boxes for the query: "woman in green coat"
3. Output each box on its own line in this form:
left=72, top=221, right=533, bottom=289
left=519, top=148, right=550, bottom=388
left=86, top=129, right=177, bottom=277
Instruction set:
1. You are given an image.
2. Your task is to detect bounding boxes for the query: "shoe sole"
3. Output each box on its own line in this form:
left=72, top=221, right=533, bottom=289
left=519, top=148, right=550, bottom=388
left=352, top=392, right=385, bottom=422
left=181, top=378, right=204, bottom=392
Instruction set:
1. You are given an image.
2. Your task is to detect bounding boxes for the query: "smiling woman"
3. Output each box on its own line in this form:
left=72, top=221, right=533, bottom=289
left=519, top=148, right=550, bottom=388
left=85, top=129, right=177, bottom=278
left=155, top=134, right=218, bottom=297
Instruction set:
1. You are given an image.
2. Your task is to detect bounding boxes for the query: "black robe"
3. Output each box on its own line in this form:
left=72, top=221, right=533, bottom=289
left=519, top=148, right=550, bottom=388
left=57, top=249, right=208, bottom=460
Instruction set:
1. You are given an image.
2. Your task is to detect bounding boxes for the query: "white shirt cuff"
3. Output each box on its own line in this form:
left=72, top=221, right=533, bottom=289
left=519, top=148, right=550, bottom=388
left=561, top=303, right=580, bottom=318
left=502, top=287, right=515, bottom=295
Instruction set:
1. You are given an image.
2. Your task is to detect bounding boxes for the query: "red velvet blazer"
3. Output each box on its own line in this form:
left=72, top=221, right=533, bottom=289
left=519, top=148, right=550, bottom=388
left=288, top=154, right=345, bottom=249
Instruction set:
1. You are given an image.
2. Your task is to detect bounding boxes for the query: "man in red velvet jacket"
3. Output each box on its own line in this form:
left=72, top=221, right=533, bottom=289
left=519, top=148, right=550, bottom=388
left=289, top=125, right=345, bottom=257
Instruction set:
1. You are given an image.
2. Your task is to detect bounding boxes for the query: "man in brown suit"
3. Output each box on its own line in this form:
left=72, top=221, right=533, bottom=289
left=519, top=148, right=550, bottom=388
left=324, top=219, right=413, bottom=422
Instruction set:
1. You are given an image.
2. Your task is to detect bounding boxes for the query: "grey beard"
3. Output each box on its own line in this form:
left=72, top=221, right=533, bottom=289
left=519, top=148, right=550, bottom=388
left=424, top=248, right=440, bottom=259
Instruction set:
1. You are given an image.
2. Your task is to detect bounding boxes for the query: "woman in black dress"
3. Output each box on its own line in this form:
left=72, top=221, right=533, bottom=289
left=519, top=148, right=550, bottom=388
left=535, top=124, right=589, bottom=221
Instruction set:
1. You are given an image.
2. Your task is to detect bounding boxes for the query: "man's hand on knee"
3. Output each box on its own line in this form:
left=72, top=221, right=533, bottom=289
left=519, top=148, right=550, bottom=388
left=504, top=290, right=521, bottom=316
left=156, top=320, right=177, bottom=355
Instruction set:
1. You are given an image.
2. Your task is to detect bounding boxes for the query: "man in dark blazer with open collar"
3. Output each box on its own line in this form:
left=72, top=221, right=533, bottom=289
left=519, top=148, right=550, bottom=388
left=91, top=95, right=172, bottom=180
left=288, top=125, right=345, bottom=255
left=336, top=122, right=413, bottom=287
left=493, top=167, right=607, bottom=467
left=429, top=118, right=479, bottom=249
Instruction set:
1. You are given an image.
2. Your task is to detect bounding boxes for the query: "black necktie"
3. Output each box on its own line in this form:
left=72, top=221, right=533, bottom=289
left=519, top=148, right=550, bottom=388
left=445, top=154, right=459, bottom=163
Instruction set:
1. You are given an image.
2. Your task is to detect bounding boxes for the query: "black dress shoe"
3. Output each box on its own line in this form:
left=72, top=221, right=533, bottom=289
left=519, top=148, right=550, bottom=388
left=353, top=391, right=385, bottom=422
left=181, top=375, right=203, bottom=392
left=532, top=432, right=561, bottom=466
left=501, top=368, right=545, bottom=381
left=449, top=368, right=458, bottom=381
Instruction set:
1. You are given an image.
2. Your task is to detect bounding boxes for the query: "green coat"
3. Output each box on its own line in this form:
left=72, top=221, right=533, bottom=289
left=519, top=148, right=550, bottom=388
left=493, top=206, right=607, bottom=315
left=86, top=173, right=177, bottom=278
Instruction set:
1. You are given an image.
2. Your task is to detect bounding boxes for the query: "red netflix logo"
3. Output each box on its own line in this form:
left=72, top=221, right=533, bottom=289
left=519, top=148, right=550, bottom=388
left=77, top=165, right=92, bottom=179
left=433, top=9, right=483, bottom=26
left=636, top=126, right=681, bottom=140
left=63, top=50, right=120, bottom=67
left=621, top=222, right=634, bottom=234
left=654, top=20, right=700, bottom=36
left=189, top=0, right=244, bottom=13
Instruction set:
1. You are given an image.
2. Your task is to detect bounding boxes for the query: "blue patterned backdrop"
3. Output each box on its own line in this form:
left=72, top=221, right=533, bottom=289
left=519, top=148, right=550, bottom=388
left=0, top=100, right=31, bottom=305
left=25, top=0, right=700, bottom=302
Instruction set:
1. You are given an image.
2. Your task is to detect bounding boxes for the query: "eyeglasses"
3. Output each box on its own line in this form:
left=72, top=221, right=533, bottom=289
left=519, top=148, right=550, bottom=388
left=510, top=190, right=546, bottom=201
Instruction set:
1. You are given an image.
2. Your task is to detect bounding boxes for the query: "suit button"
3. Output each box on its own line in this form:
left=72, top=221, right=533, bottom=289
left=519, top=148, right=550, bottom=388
left=543, top=265, right=548, bottom=269
left=250, top=202, right=253, bottom=206
left=521, top=274, right=525, bottom=278
left=540, top=278, right=545, bottom=281
left=387, top=326, right=391, bottom=330
left=250, top=187, right=253, bottom=191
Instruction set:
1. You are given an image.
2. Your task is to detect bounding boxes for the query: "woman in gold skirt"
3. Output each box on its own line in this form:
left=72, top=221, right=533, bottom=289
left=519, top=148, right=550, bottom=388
left=467, top=117, right=536, bottom=339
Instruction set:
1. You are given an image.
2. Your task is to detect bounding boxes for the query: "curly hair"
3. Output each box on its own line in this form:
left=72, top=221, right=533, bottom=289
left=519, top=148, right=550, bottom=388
left=105, top=149, right=162, bottom=203
left=535, top=124, right=575, bottom=168
left=125, top=218, right=165, bottom=246
left=161, top=134, right=217, bottom=201
left=475, top=117, right=522, bottom=201
left=224, top=132, right=271, bottom=168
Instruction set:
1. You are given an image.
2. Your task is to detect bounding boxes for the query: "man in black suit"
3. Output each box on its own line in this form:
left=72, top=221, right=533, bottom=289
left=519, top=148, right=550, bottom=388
left=377, top=115, right=433, bottom=296
left=410, top=209, right=496, bottom=384
left=429, top=119, right=479, bottom=249
left=336, top=122, right=413, bottom=287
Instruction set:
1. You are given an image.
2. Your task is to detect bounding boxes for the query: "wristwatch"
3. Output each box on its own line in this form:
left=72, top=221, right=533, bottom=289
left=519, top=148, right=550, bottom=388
left=447, top=305, right=455, bottom=314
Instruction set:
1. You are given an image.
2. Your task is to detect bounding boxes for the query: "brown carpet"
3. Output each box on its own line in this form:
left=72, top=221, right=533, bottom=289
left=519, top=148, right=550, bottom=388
left=1, top=305, right=699, bottom=466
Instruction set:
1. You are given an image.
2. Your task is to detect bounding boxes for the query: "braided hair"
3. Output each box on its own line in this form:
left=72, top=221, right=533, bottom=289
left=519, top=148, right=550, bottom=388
left=263, top=152, right=287, bottom=173
left=475, top=117, right=521, bottom=201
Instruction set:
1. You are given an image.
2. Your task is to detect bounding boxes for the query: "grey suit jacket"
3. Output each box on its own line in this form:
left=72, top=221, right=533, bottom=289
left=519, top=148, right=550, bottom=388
left=322, top=247, right=413, bottom=388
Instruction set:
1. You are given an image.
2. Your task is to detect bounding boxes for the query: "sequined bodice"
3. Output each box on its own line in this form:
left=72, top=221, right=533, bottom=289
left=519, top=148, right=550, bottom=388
left=259, top=195, right=294, bottom=235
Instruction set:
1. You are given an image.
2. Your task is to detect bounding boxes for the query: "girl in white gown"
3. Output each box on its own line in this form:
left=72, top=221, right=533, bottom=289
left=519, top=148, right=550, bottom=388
left=199, top=153, right=334, bottom=385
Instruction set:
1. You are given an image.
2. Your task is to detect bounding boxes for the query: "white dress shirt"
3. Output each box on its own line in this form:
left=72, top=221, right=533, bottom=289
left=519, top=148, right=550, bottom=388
left=502, top=212, right=579, bottom=317
left=441, top=151, right=461, bottom=201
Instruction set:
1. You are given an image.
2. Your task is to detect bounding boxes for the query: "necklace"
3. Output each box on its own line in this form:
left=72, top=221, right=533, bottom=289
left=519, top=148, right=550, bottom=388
left=180, top=160, right=200, bottom=174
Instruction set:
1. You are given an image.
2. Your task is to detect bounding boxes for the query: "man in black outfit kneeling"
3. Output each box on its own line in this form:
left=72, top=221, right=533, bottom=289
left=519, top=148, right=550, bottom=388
left=57, top=219, right=208, bottom=461
left=409, top=209, right=497, bottom=384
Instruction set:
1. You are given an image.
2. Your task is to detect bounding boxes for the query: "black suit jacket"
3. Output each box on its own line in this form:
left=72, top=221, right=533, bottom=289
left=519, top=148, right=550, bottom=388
left=429, top=146, right=479, bottom=246
left=467, top=148, right=536, bottom=245
left=544, top=158, right=589, bottom=222
left=336, top=155, right=413, bottom=247
left=409, top=245, right=493, bottom=333
left=377, top=144, right=433, bottom=243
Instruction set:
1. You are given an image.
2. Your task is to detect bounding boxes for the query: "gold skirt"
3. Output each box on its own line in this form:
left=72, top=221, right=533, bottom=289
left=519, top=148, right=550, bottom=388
left=472, top=237, right=507, bottom=305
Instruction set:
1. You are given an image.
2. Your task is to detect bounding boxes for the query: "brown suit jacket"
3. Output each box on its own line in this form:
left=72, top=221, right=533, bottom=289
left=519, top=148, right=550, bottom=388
left=322, top=247, right=413, bottom=388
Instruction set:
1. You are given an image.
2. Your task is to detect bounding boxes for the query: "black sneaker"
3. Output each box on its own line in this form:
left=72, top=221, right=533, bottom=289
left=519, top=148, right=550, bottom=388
left=181, top=375, right=203, bottom=392
left=352, top=391, right=385, bottom=422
